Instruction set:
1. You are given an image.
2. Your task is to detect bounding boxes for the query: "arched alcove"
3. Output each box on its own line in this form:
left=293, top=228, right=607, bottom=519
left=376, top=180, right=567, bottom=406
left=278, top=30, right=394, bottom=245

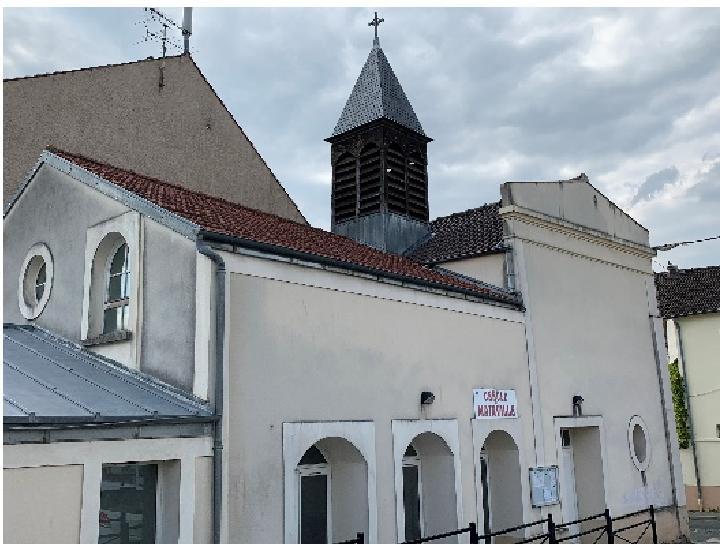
left=400, top=432, right=459, bottom=541
left=296, top=438, right=369, bottom=544
left=480, top=430, right=523, bottom=538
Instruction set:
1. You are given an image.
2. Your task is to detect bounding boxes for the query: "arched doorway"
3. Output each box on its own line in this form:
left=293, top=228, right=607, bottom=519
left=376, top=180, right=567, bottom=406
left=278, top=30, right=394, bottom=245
left=296, top=438, right=368, bottom=544
left=480, top=430, right=523, bottom=541
left=400, top=432, right=459, bottom=542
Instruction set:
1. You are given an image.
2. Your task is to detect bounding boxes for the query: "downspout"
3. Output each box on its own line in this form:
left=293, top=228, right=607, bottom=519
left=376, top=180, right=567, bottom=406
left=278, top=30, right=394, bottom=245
left=197, top=239, right=226, bottom=544
left=676, top=320, right=703, bottom=511
left=648, top=313, right=681, bottom=527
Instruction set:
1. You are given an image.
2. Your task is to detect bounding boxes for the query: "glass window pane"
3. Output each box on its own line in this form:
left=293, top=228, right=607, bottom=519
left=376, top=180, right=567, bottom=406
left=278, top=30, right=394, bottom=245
left=110, top=244, right=127, bottom=274
left=121, top=271, right=130, bottom=299
left=104, top=307, right=118, bottom=333
left=108, top=275, right=123, bottom=301
left=36, top=262, right=46, bottom=285
left=300, top=474, right=328, bottom=544
left=403, top=465, right=421, bottom=541
left=35, top=283, right=45, bottom=303
left=299, top=445, right=327, bottom=465
left=99, top=463, right=157, bottom=544
left=121, top=305, right=130, bottom=331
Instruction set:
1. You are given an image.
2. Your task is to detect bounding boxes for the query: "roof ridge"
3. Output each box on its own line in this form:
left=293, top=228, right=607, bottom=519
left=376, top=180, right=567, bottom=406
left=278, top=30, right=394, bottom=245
left=48, top=146, right=319, bottom=235
left=3, top=54, right=184, bottom=83
left=431, top=201, right=501, bottom=223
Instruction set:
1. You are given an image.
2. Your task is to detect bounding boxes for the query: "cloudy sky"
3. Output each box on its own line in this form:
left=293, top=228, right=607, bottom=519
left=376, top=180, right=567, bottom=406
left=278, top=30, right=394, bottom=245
left=4, top=7, right=720, bottom=269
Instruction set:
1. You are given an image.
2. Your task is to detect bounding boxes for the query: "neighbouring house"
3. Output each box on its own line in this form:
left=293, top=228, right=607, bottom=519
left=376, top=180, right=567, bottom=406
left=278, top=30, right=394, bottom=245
left=656, top=265, right=720, bottom=511
left=4, top=33, right=688, bottom=544
left=3, top=54, right=305, bottom=223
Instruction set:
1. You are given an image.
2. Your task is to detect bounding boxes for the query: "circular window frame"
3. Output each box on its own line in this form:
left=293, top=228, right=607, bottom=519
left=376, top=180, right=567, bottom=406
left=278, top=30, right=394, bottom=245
left=18, top=243, right=54, bottom=320
left=628, top=415, right=650, bottom=472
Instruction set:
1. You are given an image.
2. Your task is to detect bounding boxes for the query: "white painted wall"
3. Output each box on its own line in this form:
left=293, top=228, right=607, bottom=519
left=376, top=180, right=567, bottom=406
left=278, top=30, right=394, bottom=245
left=223, top=252, right=532, bottom=544
left=441, top=254, right=506, bottom=288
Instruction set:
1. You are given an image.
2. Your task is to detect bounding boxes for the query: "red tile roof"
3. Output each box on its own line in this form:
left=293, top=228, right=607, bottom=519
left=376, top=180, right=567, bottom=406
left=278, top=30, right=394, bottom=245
left=50, top=148, right=518, bottom=305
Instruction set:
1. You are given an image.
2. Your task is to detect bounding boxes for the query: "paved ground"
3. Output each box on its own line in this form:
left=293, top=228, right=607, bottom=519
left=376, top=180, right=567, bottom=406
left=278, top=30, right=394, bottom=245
left=690, top=512, right=720, bottom=543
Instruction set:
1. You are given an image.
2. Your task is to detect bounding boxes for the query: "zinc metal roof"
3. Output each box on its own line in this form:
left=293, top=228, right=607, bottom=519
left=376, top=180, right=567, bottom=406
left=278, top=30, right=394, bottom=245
left=3, top=324, right=214, bottom=425
left=331, top=41, right=426, bottom=137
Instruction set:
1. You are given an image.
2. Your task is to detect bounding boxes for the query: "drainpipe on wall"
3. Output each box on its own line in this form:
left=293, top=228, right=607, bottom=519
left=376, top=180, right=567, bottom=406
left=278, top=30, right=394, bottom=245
left=196, top=239, right=226, bottom=544
left=675, top=320, right=704, bottom=511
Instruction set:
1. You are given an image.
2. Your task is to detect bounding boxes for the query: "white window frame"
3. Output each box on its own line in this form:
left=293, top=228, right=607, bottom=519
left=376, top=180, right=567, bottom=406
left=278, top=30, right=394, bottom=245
left=401, top=451, right=425, bottom=540
left=18, top=242, right=54, bottom=320
left=103, top=241, right=131, bottom=333
left=297, top=462, right=332, bottom=544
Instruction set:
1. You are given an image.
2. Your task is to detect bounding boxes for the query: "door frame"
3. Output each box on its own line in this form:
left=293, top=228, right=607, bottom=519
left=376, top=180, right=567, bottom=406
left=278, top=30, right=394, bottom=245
left=401, top=453, right=425, bottom=540
left=553, top=416, right=609, bottom=526
left=297, top=463, right=332, bottom=544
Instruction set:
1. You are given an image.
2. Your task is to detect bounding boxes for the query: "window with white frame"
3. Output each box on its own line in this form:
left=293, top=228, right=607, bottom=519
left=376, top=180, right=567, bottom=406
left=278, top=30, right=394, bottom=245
left=297, top=445, right=331, bottom=544
left=402, top=444, right=423, bottom=541
left=103, top=242, right=131, bottom=333
left=18, top=243, right=54, bottom=320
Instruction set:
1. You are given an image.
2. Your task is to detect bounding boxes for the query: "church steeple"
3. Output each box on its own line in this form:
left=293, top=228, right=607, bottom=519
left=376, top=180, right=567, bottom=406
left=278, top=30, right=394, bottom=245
left=326, top=16, right=432, bottom=254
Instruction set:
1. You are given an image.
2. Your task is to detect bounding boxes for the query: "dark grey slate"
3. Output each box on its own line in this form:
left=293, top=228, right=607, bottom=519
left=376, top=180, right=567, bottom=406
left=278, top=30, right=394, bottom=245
left=331, top=42, right=425, bottom=137
left=3, top=324, right=213, bottom=424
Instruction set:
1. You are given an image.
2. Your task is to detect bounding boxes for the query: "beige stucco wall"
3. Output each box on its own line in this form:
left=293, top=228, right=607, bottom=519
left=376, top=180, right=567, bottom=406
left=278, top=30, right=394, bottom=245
left=502, top=179, right=684, bottom=539
left=670, top=313, right=720, bottom=509
left=4, top=55, right=305, bottom=223
left=4, top=464, right=83, bottom=544
left=441, top=253, right=505, bottom=288
left=223, top=257, right=532, bottom=543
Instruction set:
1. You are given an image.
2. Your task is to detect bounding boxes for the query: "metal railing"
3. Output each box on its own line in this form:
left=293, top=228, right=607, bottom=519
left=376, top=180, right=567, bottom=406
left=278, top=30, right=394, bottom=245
left=389, top=505, right=658, bottom=544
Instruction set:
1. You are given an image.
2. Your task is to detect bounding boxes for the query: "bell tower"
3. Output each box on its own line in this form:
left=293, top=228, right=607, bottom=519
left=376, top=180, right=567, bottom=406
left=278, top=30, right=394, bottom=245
left=326, top=14, right=432, bottom=254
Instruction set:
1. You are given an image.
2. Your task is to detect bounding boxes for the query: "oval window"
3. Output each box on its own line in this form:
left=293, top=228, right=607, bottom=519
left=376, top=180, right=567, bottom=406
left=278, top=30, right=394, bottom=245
left=18, top=243, right=54, bottom=320
left=628, top=416, right=650, bottom=471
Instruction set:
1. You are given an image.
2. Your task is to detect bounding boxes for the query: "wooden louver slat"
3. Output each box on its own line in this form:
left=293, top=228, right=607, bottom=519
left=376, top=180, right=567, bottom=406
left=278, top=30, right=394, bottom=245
left=359, top=144, right=382, bottom=216
left=333, top=153, right=357, bottom=222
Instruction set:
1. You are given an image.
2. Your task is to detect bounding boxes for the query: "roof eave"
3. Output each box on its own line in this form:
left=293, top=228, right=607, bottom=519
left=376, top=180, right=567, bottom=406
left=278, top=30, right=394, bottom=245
left=197, top=229, right=522, bottom=309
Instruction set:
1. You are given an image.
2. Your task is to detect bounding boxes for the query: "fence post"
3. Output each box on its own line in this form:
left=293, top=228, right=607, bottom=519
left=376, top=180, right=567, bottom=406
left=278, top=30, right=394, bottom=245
left=548, top=513, right=557, bottom=544
left=469, top=522, right=479, bottom=544
left=356, top=532, right=364, bottom=544
left=605, top=508, right=614, bottom=544
left=650, top=505, right=657, bottom=544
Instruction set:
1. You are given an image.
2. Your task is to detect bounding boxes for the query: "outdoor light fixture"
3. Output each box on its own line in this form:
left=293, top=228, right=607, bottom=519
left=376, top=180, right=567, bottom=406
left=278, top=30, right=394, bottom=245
left=421, top=391, right=435, bottom=405
left=572, top=395, right=584, bottom=416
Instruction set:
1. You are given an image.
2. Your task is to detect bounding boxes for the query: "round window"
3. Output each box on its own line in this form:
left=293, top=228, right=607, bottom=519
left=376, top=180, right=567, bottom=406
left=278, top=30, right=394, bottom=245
left=628, top=416, right=650, bottom=471
left=18, top=243, right=54, bottom=320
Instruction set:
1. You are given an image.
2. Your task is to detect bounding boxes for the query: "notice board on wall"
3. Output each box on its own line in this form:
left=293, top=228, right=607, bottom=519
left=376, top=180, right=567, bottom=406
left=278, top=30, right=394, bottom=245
left=529, top=466, right=559, bottom=507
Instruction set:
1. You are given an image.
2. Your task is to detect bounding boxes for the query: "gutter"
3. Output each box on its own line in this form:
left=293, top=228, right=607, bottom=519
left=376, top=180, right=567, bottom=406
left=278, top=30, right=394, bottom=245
left=197, top=239, right=226, bottom=544
left=675, top=320, right=704, bottom=511
left=197, top=230, right=521, bottom=309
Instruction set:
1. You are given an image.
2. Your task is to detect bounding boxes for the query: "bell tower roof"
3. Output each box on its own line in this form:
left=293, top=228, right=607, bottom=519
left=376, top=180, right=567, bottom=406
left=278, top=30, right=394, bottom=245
left=330, top=41, right=426, bottom=138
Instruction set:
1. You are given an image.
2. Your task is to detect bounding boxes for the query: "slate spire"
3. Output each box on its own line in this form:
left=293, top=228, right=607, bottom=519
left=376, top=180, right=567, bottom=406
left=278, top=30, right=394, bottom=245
left=330, top=40, right=426, bottom=137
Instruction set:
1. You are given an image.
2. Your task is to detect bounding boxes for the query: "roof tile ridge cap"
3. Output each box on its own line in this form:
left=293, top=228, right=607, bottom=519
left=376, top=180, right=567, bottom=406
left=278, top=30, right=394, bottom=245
left=185, top=55, right=308, bottom=225
left=3, top=54, right=183, bottom=83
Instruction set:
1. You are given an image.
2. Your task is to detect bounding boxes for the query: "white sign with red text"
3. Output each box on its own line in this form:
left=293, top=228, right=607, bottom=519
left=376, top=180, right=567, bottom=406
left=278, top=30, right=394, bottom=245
left=473, top=388, right=518, bottom=419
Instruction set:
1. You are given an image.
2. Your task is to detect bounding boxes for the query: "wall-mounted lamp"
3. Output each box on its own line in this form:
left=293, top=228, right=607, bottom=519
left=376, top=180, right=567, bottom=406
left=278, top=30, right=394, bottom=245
left=572, top=395, right=584, bottom=416
left=421, top=391, right=435, bottom=405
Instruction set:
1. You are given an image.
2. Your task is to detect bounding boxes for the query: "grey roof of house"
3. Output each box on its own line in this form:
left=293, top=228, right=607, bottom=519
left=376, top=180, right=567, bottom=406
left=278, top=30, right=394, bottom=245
left=331, top=41, right=426, bottom=137
left=654, top=266, right=720, bottom=318
left=407, top=202, right=505, bottom=264
left=3, top=324, right=214, bottom=425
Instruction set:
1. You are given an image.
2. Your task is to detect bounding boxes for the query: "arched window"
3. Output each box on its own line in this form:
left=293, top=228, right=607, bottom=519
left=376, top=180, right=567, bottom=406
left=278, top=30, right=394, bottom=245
left=103, top=242, right=131, bottom=333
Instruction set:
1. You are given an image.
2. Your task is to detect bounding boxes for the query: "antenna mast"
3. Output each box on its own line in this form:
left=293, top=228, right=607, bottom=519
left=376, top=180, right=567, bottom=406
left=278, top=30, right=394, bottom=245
left=140, top=7, right=186, bottom=58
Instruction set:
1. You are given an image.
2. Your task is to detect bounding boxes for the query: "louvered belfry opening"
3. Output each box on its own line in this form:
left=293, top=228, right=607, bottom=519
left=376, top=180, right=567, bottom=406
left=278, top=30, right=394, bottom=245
left=333, top=152, right=357, bottom=222
left=359, top=143, right=382, bottom=216
left=407, top=150, right=428, bottom=220
left=385, top=144, right=406, bottom=215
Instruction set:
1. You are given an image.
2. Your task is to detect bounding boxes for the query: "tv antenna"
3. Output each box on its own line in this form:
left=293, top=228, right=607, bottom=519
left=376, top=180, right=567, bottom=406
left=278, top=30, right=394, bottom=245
left=139, top=7, right=192, bottom=57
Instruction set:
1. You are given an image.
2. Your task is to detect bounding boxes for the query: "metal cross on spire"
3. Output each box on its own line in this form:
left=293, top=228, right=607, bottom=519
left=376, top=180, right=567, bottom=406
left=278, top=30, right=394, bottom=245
left=368, top=11, right=384, bottom=46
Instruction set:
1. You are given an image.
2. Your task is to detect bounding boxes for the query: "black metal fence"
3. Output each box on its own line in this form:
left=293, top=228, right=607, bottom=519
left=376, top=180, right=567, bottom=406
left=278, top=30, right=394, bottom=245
left=338, top=504, right=659, bottom=544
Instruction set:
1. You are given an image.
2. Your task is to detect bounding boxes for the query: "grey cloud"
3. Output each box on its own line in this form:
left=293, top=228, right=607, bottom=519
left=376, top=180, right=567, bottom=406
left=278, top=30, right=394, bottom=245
left=4, top=7, right=720, bottom=268
left=631, top=166, right=680, bottom=205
